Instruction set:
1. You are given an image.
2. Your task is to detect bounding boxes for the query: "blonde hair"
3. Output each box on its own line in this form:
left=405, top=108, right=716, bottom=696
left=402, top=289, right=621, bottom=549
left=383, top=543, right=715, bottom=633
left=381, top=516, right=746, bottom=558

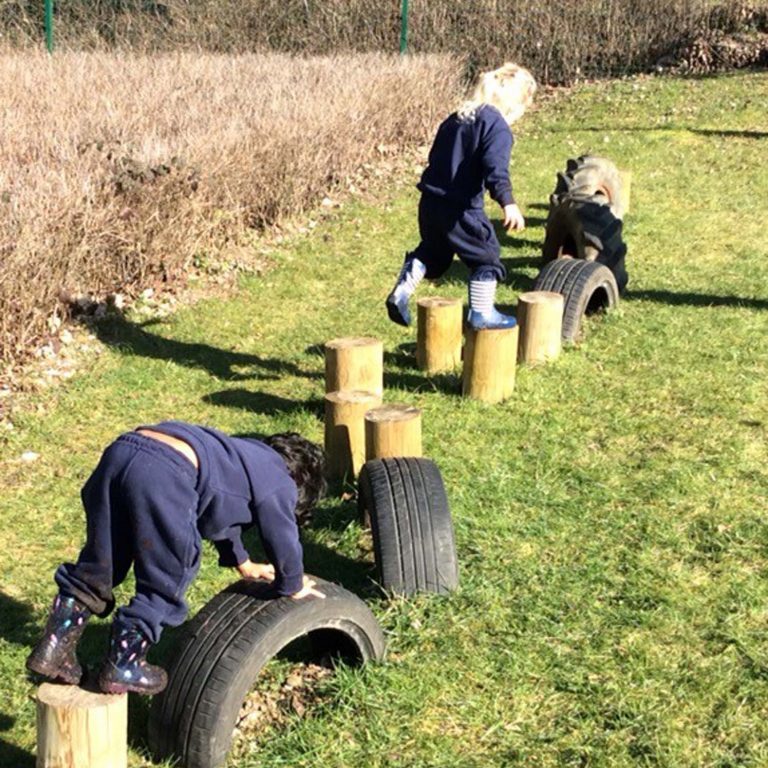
left=457, top=63, right=537, bottom=125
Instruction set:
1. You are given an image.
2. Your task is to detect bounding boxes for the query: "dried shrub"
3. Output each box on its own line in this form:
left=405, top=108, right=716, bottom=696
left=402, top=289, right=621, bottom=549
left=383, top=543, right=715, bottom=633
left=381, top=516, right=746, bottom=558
left=0, top=51, right=460, bottom=364
left=4, top=1, right=767, bottom=82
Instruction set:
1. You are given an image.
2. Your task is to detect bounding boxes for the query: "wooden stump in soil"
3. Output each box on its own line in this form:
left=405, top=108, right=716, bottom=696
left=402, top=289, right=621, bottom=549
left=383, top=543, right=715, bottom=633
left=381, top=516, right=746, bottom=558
left=416, top=297, right=463, bottom=374
left=365, top=405, right=423, bottom=462
left=324, top=390, right=382, bottom=481
left=516, top=291, right=564, bottom=365
left=324, top=337, right=383, bottom=397
left=36, top=683, right=127, bottom=768
left=462, top=325, right=519, bottom=404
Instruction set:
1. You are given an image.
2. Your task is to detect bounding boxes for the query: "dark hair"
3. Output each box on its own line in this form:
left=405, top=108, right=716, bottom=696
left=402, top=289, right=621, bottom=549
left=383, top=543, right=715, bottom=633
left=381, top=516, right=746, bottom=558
left=262, top=432, right=327, bottom=526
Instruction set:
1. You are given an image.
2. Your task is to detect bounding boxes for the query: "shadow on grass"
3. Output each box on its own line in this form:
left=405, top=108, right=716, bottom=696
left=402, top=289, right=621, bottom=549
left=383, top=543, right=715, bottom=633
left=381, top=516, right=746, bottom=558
left=625, top=289, right=768, bottom=311
left=550, top=124, right=768, bottom=140
left=0, top=710, right=33, bottom=767
left=203, top=388, right=324, bottom=418
left=0, top=591, right=39, bottom=647
left=91, top=311, right=322, bottom=382
left=384, top=342, right=417, bottom=370
left=0, top=720, right=34, bottom=768
left=382, top=344, right=460, bottom=395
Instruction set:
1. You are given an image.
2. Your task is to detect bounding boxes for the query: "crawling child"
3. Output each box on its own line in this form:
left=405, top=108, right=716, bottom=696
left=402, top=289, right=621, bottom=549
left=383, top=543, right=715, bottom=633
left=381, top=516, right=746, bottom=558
left=26, top=423, right=326, bottom=695
left=386, top=63, right=536, bottom=329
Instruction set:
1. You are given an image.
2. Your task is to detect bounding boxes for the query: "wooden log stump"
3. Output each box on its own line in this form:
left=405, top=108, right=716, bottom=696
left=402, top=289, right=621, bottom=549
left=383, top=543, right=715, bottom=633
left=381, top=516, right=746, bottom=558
left=36, top=683, right=127, bottom=768
left=619, top=169, right=632, bottom=215
left=365, top=405, right=423, bottom=461
left=324, top=337, right=383, bottom=396
left=324, top=390, right=382, bottom=481
left=517, top=291, right=564, bottom=365
left=462, top=325, right=519, bottom=404
left=416, top=297, right=463, bottom=374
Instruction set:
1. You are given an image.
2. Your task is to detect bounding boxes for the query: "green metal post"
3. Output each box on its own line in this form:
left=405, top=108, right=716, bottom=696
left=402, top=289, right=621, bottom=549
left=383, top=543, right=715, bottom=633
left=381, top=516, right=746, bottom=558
left=44, top=0, right=54, bottom=53
left=400, top=0, right=409, bottom=55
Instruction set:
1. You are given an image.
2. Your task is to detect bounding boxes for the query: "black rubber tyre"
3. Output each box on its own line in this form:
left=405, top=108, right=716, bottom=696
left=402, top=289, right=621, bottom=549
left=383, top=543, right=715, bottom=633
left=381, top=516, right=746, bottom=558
left=533, top=259, right=620, bottom=342
left=542, top=199, right=628, bottom=294
left=553, top=154, right=625, bottom=219
left=358, top=457, right=458, bottom=596
left=148, top=578, right=385, bottom=768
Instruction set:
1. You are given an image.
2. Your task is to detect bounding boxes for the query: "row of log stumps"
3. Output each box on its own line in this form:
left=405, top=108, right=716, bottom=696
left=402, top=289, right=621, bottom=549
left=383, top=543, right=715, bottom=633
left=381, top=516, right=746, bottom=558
left=324, top=337, right=422, bottom=482
left=322, top=290, right=564, bottom=475
left=417, top=291, right=565, bottom=405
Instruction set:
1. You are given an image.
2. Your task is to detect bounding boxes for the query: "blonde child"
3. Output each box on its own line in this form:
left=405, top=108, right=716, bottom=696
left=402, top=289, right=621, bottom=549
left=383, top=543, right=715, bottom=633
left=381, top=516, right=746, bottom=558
left=386, top=63, right=536, bottom=329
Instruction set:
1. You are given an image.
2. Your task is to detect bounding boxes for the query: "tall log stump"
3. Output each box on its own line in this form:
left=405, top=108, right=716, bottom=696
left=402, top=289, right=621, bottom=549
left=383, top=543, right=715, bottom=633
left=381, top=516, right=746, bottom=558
left=619, top=169, right=632, bottom=214
left=36, top=683, right=127, bottom=768
left=462, top=325, right=519, bottom=404
left=365, top=405, right=423, bottom=461
left=325, top=390, right=382, bottom=481
left=517, top=291, right=564, bottom=365
left=416, top=298, right=463, bottom=374
left=324, top=337, right=383, bottom=397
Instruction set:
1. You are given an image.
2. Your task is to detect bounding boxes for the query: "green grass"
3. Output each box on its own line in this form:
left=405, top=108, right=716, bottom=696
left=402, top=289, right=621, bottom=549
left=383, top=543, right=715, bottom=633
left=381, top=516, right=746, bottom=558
left=1, top=70, right=767, bottom=767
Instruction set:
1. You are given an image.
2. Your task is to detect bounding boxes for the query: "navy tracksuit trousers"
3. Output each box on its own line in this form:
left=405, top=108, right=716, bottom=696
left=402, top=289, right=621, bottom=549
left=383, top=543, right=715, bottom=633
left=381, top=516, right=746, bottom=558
left=409, top=194, right=507, bottom=283
left=55, top=432, right=201, bottom=644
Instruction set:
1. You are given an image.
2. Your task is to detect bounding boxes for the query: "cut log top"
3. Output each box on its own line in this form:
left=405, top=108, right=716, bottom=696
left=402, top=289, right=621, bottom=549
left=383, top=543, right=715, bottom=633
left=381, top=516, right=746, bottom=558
left=417, top=297, right=461, bottom=308
left=324, top=390, right=380, bottom=405
left=36, top=683, right=124, bottom=709
left=365, top=405, right=421, bottom=422
left=518, top=290, right=563, bottom=304
left=324, top=337, right=381, bottom=350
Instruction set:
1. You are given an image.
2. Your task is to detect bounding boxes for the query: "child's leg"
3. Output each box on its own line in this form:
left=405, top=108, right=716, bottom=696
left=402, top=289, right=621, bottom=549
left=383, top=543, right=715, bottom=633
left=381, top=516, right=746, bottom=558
left=386, top=196, right=455, bottom=326
left=98, top=436, right=200, bottom=694
left=54, top=441, right=137, bottom=616
left=27, top=439, right=137, bottom=683
left=448, top=209, right=516, bottom=330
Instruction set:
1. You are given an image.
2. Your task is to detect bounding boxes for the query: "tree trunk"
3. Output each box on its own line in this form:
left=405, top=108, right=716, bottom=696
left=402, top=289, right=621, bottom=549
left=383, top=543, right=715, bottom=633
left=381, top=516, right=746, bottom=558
left=517, top=290, right=563, bottom=364
left=36, top=683, right=127, bottom=768
left=462, top=325, right=518, bottom=403
left=365, top=404, right=422, bottom=461
left=416, top=297, right=463, bottom=374
left=324, top=390, right=382, bottom=480
left=324, top=337, right=383, bottom=396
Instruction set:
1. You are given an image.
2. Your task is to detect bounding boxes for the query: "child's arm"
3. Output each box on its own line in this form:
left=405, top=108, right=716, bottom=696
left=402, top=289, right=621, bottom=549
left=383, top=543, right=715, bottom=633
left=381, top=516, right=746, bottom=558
left=481, top=116, right=526, bottom=232
left=502, top=203, right=525, bottom=232
left=252, top=490, right=308, bottom=597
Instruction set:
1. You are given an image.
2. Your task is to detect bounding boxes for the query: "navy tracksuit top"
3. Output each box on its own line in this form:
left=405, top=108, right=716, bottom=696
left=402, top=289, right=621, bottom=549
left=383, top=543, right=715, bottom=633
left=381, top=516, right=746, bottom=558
left=55, top=423, right=303, bottom=643
left=417, top=104, right=515, bottom=209
left=406, top=105, right=516, bottom=282
left=149, top=421, right=302, bottom=587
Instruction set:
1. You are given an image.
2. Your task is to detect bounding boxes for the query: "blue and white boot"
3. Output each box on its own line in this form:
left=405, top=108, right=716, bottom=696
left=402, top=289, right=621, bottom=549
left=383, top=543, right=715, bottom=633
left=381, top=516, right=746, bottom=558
left=26, top=594, right=92, bottom=684
left=98, top=621, right=167, bottom=695
left=386, top=256, right=427, bottom=327
left=467, top=278, right=517, bottom=330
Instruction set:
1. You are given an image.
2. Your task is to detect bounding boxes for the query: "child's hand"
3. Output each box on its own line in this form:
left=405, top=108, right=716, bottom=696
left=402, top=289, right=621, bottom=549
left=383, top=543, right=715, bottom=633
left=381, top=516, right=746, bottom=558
left=290, top=576, right=326, bottom=600
left=503, top=203, right=525, bottom=232
left=237, top=560, right=275, bottom=582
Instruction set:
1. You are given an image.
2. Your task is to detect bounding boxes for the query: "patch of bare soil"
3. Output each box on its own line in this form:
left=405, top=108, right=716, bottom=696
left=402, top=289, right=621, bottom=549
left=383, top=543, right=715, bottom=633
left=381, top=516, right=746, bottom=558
left=231, top=661, right=334, bottom=755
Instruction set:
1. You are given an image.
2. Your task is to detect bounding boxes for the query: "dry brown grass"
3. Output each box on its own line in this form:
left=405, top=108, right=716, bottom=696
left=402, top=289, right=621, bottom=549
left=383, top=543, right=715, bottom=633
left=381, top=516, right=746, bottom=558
left=0, top=51, right=460, bottom=364
left=6, top=0, right=764, bottom=81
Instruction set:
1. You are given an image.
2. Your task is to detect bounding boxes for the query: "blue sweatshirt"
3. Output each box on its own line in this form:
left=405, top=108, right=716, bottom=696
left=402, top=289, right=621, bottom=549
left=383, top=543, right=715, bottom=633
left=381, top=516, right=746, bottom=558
left=145, top=421, right=303, bottom=596
left=417, top=104, right=515, bottom=210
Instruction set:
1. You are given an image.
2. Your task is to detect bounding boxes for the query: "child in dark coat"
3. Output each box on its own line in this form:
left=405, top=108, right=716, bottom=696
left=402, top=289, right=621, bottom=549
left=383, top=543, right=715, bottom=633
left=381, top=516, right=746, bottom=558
left=386, top=63, right=536, bottom=330
left=26, top=423, right=326, bottom=695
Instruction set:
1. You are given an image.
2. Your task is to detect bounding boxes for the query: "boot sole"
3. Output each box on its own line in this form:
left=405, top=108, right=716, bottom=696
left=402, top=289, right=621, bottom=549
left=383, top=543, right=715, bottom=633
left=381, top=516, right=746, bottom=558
left=99, top=678, right=167, bottom=696
left=386, top=299, right=410, bottom=327
left=26, top=655, right=82, bottom=685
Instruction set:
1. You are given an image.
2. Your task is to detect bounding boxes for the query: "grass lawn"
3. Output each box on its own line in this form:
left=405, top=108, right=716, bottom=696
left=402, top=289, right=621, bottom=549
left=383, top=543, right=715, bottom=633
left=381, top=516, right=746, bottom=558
left=1, top=70, right=767, bottom=767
